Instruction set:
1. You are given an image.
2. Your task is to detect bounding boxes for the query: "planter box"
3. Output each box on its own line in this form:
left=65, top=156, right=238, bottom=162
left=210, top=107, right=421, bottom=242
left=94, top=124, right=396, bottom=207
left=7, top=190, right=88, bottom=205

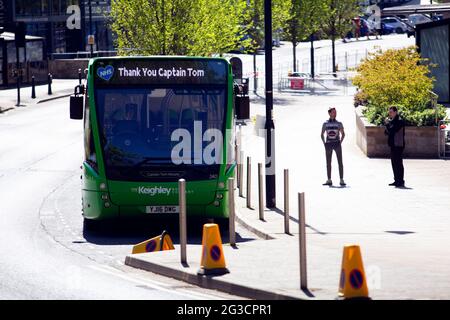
left=355, top=106, right=440, bottom=158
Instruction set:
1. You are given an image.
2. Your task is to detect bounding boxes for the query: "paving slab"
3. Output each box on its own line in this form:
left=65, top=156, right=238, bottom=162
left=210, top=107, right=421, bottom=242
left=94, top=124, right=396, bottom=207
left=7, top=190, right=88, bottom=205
left=0, top=79, right=78, bottom=113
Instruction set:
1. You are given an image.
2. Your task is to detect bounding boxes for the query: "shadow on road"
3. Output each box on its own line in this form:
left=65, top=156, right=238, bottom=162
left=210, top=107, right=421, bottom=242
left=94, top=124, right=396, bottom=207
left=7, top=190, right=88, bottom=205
left=82, top=216, right=256, bottom=246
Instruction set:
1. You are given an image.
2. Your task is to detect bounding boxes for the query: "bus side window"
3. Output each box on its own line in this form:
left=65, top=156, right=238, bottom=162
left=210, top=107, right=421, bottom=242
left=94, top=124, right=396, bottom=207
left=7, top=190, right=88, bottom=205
left=84, top=95, right=98, bottom=171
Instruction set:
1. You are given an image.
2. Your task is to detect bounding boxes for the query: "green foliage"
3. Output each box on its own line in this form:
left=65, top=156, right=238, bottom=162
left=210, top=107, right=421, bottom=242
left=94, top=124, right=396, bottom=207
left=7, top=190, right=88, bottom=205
left=110, top=0, right=247, bottom=56
left=243, top=0, right=291, bottom=53
left=188, top=0, right=249, bottom=56
left=321, top=0, right=360, bottom=73
left=353, top=46, right=447, bottom=126
left=353, top=89, right=368, bottom=108
left=283, top=0, right=328, bottom=46
left=322, top=0, right=361, bottom=40
left=401, top=104, right=447, bottom=127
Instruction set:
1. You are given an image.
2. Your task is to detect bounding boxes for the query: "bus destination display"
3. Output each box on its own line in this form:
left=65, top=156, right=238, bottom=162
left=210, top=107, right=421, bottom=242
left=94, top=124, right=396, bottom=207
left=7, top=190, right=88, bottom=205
left=94, top=58, right=228, bottom=86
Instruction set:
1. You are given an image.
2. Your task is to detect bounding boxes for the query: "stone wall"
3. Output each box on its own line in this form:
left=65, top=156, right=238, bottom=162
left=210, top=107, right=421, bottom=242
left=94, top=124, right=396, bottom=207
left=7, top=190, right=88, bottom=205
left=355, top=107, right=440, bottom=159
left=48, top=59, right=89, bottom=79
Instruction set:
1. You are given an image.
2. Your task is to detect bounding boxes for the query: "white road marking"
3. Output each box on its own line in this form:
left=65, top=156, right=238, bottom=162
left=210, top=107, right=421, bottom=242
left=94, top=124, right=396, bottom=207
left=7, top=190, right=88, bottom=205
left=88, top=264, right=222, bottom=300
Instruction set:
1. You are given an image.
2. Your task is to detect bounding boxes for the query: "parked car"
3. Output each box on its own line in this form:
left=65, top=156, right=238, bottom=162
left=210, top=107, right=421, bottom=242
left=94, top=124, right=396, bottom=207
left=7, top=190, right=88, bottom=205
left=381, top=16, right=412, bottom=34
left=405, top=14, right=433, bottom=37
left=433, top=14, right=443, bottom=21
left=408, top=14, right=432, bottom=26
left=287, top=71, right=310, bottom=78
left=381, top=22, right=396, bottom=35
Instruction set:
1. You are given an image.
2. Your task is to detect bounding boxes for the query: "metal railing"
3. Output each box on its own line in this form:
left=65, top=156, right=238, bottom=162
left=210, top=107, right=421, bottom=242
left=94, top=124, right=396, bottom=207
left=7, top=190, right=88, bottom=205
left=50, top=51, right=118, bottom=60
left=277, top=74, right=355, bottom=96
left=438, top=120, right=450, bottom=159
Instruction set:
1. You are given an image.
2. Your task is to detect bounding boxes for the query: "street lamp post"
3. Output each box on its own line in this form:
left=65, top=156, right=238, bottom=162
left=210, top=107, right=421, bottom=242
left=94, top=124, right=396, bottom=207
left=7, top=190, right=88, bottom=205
left=310, top=34, right=315, bottom=79
left=88, top=0, right=93, bottom=57
left=264, top=0, right=276, bottom=208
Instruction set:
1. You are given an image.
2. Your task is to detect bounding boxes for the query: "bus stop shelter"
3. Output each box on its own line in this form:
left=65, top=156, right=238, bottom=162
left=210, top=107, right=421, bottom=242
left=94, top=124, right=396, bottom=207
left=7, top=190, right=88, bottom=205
left=382, top=4, right=450, bottom=105
left=382, top=3, right=450, bottom=16
left=0, top=32, right=47, bottom=87
left=416, top=19, right=450, bottom=105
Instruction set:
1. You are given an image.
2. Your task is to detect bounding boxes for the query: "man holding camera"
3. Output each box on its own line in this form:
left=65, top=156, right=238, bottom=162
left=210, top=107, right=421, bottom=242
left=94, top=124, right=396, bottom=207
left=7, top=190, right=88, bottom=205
left=385, top=106, right=406, bottom=187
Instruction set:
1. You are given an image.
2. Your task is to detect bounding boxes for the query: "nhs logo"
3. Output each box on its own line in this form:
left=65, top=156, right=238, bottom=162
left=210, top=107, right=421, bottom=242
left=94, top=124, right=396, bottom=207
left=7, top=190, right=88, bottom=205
left=97, top=65, right=114, bottom=81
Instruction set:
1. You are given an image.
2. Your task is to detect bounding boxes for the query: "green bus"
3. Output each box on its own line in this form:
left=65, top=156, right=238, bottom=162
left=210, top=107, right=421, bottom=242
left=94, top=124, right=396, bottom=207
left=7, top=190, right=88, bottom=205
left=70, top=56, right=244, bottom=230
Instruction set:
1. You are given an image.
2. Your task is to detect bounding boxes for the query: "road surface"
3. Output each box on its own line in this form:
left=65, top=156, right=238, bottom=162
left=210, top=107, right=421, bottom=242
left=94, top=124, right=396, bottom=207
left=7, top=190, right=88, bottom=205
left=0, top=98, right=246, bottom=299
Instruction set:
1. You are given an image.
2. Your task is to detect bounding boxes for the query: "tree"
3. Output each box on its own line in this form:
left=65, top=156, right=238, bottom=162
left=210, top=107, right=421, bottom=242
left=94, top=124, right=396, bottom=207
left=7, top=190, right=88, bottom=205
left=322, top=0, right=360, bottom=75
left=242, top=0, right=290, bottom=91
left=110, top=0, right=247, bottom=56
left=187, top=0, right=249, bottom=56
left=242, top=0, right=290, bottom=52
left=283, top=0, right=328, bottom=72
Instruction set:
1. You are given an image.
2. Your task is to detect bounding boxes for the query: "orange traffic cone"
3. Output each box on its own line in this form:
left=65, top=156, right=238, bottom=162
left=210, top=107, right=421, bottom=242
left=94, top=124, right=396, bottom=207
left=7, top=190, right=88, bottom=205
left=132, top=230, right=175, bottom=254
left=338, top=245, right=371, bottom=300
left=197, top=224, right=229, bottom=276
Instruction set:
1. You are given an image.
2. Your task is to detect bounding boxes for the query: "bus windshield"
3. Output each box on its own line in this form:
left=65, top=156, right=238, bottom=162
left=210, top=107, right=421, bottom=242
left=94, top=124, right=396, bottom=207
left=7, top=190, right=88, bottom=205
left=95, top=86, right=226, bottom=182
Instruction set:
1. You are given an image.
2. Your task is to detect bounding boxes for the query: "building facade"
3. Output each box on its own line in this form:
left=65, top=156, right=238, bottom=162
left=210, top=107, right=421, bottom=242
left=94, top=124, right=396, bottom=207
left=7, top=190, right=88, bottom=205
left=2, top=0, right=113, bottom=56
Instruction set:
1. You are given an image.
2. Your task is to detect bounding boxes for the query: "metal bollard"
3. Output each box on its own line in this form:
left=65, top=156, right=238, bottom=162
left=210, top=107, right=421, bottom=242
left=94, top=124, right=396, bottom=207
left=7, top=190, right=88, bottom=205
left=238, top=124, right=242, bottom=147
left=284, top=169, right=290, bottom=234
left=345, top=52, right=348, bottom=72
left=258, top=163, right=264, bottom=221
left=238, top=151, right=244, bottom=197
left=236, top=125, right=242, bottom=186
left=78, top=68, right=82, bottom=85
left=14, top=69, right=21, bottom=106
left=178, top=179, right=187, bottom=264
left=246, top=156, right=252, bottom=209
left=235, top=144, right=239, bottom=189
left=48, top=73, right=52, bottom=95
left=31, top=76, right=36, bottom=99
left=228, top=178, right=236, bottom=246
left=298, top=192, right=307, bottom=289
left=236, top=148, right=240, bottom=188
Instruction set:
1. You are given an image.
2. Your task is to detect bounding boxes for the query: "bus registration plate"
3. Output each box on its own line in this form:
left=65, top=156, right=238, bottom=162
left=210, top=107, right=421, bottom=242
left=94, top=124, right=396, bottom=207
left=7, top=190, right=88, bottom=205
left=146, top=206, right=179, bottom=214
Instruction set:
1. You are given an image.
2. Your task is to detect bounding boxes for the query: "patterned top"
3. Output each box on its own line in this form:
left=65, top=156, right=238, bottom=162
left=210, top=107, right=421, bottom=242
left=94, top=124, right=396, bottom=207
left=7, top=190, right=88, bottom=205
left=322, top=119, right=344, bottom=144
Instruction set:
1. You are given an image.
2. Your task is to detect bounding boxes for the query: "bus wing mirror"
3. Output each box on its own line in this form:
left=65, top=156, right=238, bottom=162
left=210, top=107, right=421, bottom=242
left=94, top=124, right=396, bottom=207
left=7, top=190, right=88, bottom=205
left=70, top=85, right=84, bottom=120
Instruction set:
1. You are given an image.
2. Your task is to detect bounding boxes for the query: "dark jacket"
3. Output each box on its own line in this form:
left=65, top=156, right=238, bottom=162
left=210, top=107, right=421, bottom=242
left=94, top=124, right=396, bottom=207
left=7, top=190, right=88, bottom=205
left=384, top=115, right=405, bottom=148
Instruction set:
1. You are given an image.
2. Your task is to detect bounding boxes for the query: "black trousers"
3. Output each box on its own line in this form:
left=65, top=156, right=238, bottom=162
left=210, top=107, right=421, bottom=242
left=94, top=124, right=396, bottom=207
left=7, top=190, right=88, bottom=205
left=390, top=147, right=404, bottom=184
left=325, top=143, right=343, bottom=180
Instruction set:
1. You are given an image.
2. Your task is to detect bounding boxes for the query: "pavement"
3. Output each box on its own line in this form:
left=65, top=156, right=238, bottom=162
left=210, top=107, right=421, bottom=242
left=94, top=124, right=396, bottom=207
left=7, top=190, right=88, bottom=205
left=126, top=92, right=450, bottom=300
left=0, top=79, right=79, bottom=113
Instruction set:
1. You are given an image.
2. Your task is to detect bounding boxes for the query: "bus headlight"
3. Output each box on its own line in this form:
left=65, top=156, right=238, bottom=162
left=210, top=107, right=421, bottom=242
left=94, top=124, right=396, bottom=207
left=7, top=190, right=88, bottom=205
left=214, top=201, right=220, bottom=207
left=100, top=183, right=107, bottom=190
left=216, top=194, right=223, bottom=200
left=218, top=182, right=225, bottom=189
left=101, top=194, right=108, bottom=200
left=104, top=202, right=110, bottom=208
